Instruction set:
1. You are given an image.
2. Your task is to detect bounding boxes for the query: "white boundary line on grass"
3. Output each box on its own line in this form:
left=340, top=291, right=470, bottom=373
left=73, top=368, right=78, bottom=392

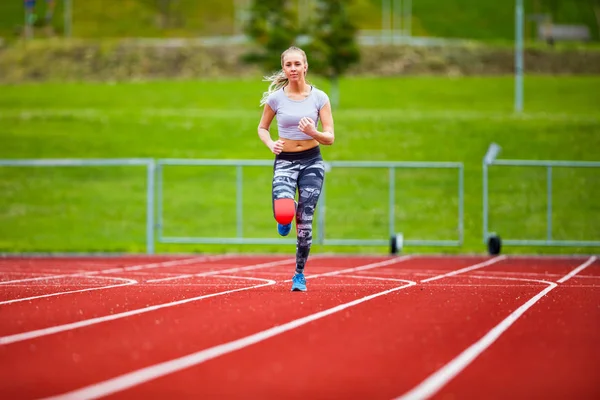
left=396, top=255, right=596, bottom=400
left=0, top=276, right=138, bottom=305
left=3, top=108, right=598, bottom=124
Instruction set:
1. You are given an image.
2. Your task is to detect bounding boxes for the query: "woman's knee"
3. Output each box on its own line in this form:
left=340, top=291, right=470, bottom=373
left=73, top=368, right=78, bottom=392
left=273, top=198, right=296, bottom=224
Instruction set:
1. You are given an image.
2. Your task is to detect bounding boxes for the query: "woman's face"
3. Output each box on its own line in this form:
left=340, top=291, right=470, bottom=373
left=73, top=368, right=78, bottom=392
left=282, top=51, right=307, bottom=82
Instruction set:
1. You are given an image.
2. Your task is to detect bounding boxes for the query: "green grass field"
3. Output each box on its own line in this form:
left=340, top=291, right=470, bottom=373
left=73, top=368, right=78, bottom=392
left=1, top=76, right=599, bottom=255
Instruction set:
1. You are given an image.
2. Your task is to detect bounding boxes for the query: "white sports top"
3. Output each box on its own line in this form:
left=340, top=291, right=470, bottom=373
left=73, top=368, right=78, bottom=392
left=266, top=86, right=330, bottom=141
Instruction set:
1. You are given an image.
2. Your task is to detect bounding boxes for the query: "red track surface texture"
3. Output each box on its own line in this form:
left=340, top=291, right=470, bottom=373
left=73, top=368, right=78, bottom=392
left=0, top=254, right=598, bottom=399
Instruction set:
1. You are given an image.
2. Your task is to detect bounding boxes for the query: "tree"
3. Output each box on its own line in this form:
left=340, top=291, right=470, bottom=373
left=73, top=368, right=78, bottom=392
left=306, top=0, right=360, bottom=108
left=573, top=0, right=600, bottom=40
left=243, top=0, right=360, bottom=108
left=244, top=0, right=301, bottom=72
left=595, top=1, right=600, bottom=39
left=541, top=0, right=562, bottom=20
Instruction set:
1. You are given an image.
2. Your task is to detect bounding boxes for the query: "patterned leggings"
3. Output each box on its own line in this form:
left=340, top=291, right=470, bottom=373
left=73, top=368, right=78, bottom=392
left=272, top=146, right=325, bottom=274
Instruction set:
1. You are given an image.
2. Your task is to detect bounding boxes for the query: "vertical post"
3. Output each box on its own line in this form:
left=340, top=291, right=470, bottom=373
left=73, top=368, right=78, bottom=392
left=483, top=143, right=501, bottom=244
left=404, top=0, right=412, bottom=37
left=389, top=167, right=396, bottom=238
left=233, top=0, right=239, bottom=35
left=515, top=0, right=524, bottom=113
left=382, top=0, right=391, bottom=44
left=64, top=0, right=73, bottom=38
left=482, top=162, right=489, bottom=244
left=156, top=163, right=163, bottom=241
left=392, top=0, right=402, bottom=44
left=236, top=165, right=243, bottom=238
left=458, top=165, right=464, bottom=245
left=547, top=166, right=552, bottom=241
left=24, top=2, right=33, bottom=40
left=146, top=161, right=156, bottom=255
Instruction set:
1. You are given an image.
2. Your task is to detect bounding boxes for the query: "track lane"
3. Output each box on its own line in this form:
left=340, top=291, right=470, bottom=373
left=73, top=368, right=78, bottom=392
left=0, top=257, right=292, bottom=335
left=106, top=273, right=539, bottom=399
left=3, top=256, right=593, bottom=399
left=432, top=257, right=600, bottom=400
left=0, top=256, right=411, bottom=399
left=15, top=257, right=493, bottom=399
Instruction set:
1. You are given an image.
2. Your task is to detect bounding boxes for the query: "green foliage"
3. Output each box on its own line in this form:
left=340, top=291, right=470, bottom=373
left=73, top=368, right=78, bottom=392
left=243, top=0, right=301, bottom=72
left=307, top=0, right=360, bottom=79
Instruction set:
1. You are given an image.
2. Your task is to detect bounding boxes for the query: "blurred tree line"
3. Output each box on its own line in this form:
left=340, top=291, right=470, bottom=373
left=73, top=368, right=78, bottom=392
left=244, top=0, right=360, bottom=108
left=2, top=0, right=599, bottom=42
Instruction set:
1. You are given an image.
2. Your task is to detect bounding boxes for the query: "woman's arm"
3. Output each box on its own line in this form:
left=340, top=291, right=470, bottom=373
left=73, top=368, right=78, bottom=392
left=298, top=102, right=335, bottom=145
left=258, top=104, right=285, bottom=154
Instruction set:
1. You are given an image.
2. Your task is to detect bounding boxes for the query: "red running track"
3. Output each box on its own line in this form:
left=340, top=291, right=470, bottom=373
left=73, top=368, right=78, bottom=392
left=0, top=254, right=598, bottom=399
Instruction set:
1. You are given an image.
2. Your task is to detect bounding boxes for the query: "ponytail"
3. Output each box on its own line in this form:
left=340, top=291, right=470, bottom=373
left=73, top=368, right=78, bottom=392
left=260, top=70, right=288, bottom=106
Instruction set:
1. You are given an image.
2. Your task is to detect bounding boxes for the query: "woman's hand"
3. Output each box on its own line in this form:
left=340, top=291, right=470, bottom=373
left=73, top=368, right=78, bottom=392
left=269, top=139, right=285, bottom=155
left=298, top=117, right=318, bottom=137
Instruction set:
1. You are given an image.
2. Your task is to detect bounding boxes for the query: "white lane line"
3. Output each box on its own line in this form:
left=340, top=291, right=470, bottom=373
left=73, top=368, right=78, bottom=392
left=420, top=256, right=506, bottom=283
left=564, top=274, right=600, bottom=280
left=42, top=280, right=417, bottom=400
left=343, top=275, right=411, bottom=283
left=213, top=275, right=277, bottom=283
left=557, top=284, right=600, bottom=288
left=282, top=256, right=412, bottom=282
left=0, top=255, right=231, bottom=285
left=0, top=272, right=57, bottom=280
left=0, top=276, right=138, bottom=305
left=38, top=256, right=492, bottom=398
left=5, top=108, right=598, bottom=123
left=0, top=264, right=280, bottom=346
left=396, top=257, right=594, bottom=400
left=146, top=258, right=296, bottom=283
left=138, top=263, right=249, bottom=282
left=557, top=256, right=597, bottom=283
left=424, top=284, right=543, bottom=288
left=146, top=273, right=194, bottom=282
left=398, top=278, right=557, bottom=400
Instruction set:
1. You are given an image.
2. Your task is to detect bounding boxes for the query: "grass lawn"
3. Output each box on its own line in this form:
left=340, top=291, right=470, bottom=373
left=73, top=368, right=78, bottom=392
left=0, top=75, right=599, bottom=255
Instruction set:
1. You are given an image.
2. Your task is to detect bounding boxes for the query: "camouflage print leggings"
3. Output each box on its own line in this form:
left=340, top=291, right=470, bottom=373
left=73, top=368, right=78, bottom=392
left=272, top=146, right=325, bottom=274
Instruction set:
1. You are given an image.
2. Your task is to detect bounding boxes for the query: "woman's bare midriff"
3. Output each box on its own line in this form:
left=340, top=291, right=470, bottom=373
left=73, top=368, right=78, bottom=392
left=281, top=138, right=319, bottom=153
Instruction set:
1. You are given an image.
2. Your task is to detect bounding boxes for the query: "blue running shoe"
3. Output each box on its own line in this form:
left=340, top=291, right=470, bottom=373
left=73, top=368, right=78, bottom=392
left=291, top=273, right=307, bottom=292
left=277, top=223, right=292, bottom=236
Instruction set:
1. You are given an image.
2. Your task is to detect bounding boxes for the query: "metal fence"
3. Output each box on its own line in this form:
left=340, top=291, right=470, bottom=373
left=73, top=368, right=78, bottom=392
left=482, top=143, right=600, bottom=252
left=1, top=158, right=463, bottom=254
left=156, top=159, right=464, bottom=252
left=0, top=158, right=156, bottom=254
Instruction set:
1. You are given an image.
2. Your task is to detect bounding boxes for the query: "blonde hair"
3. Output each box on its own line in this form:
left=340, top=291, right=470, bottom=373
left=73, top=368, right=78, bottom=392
left=260, top=46, right=310, bottom=106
